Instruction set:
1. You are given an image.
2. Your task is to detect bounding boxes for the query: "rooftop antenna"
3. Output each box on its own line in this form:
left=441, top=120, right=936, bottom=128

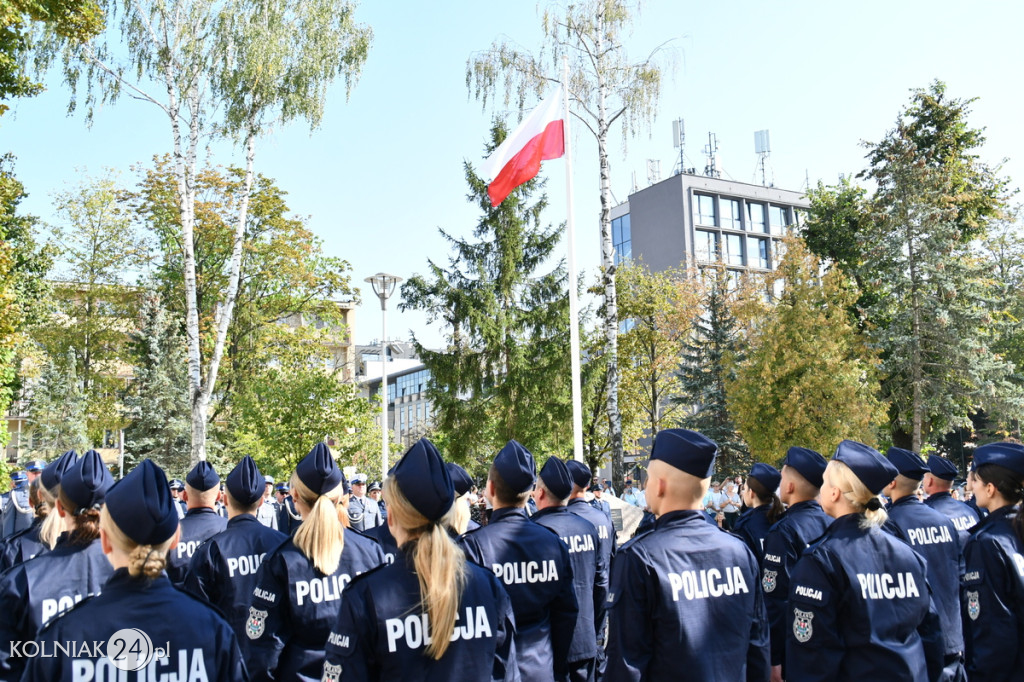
left=647, top=159, right=661, bottom=185
left=754, top=129, right=772, bottom=186
left=631, top=170, right=639, bottom=193
left=703, top=132, right=720, bottom=178
left=672, top=118, right=685, bottom=175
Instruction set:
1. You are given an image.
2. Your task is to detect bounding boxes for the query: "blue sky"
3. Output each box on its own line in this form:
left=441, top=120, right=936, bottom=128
left=5, top=0, right=1023, bottom=350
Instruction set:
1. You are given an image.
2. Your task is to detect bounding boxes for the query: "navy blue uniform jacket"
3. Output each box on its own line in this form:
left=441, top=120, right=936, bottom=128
left=603, top=509, right=770, bottom=682
left=0, top=535, right=112, bottom=679
left=243, top=529, right=386, bottom=682
left=183, top=513, right=287, bottom=642
left=531, top=505, right=599, bottom=662
left=165, top=507, right=226, bottom=587
left=761, top=499, right=831, bottom=668
left=22, top=567, right=247, bottom=681
left=785, top=513, right=944, bottom=682
left=733, top=504, right=773, bottom=567
left=0, top=518, right=48, bottom=571
left=567, top=498, right=614, bottom=638
left=323, top=544, right=520, bottom=682
left=925, top=491, right=979, bottom=549
left=887, top=495, right=964, bottom=657
left=366, top=521, right=399, bottom=566
left=461, top=506, right=578, bottom=682
left=962, top=505, right=1024, bottom=682
left=1, top=487, right=32, bottom=538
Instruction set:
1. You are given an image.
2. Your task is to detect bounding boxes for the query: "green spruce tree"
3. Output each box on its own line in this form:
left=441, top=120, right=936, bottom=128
left=29, top=350, right=88, bottom=457
left=400, top=121, right=572, bottom=469
left=674, top=267, right=749, bottom=477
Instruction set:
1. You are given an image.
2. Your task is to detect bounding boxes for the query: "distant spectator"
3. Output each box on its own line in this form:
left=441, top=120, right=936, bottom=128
left=622, top=479, right=646, bottom=508
left=602, top=479, right=617, bottom=497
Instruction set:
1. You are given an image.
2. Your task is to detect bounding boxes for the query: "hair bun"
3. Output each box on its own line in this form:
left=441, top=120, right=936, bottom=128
left=865, top=497, right=883, bottom=511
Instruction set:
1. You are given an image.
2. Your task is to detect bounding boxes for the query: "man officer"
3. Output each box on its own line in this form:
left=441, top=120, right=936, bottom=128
left=923, top=454, right=979, bottom=548
left=348, top=474, right=383, bottom=532
left=255, top=475, right=280, bottom=530
left=603, top=428, right=770, bottom=681
left=1, top=470, right=32, bottom=538
left=165, top=461, right=228, bottom=586
left=566, top=460, right=614, bottom=657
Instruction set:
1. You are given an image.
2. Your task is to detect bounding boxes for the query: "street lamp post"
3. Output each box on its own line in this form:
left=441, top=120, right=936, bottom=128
left=365, top=272, right=402, bottom=481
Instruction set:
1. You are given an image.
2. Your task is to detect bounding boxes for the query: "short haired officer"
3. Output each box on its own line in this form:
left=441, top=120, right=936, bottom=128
left=348, top=473, right=383, bottom=532
left=565, top=459, right=614, bottom=655
left=587, top=483, right=611, bottom=518
left=761, top=446, right=831, bottom=682
left=184, top=456, right=288, bottom=643
left=884, top=447, right=964, bottom=682
left=165, top=461, right=227, bottom=587
left=460, top=440, right=579, bottom=682
left=532, top=457, right=600, bottom=682
left=603, top=428, right=770, bottom=681
left=923, top=454, right=979, bottom=548
left=786, top=441, right=943, bottom=682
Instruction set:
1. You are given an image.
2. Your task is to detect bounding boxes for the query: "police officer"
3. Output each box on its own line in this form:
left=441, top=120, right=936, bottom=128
left=460, top=439, right=578, bottom=682
left=923, top=454, right=979, bottom=547
left=786, top=440, right=943, bottom=681
left=215, top=482, right=229, bottom=518
left=323, top=438, right=517, bottom=681
left=368, top=480, right=387, bottom=523
left=565, top=459, right=613, bottom=654
left=761, top=446, right=831, bottom=682
left=165, top=461, right=228, bottom=587
left=447, top=462, right=481, bottom=534
left=2, top=470, right=33, bottom=538
left=883, top=447, right=964, bottom=682
left=532, top=456, right=600, bottom=682
left=0, top=449, right=114, bottom=679
left=169, top=478, right=187, bottom=519
left=244, top=442, right=386, bottom=682
left=588, top=483, right=611, bottom=518
left=348, top=473, right=383, bottom=532
left=0, top=450, right=77, bottom=570
left=22, top=459, right=247, bottom=682
left=256, top=475, right=281, bottom=530
left=275, top=481, right=302, bottom=535
left=733, top=463, right=784, bottom=566
left=184, top=456, right=288, bottom=643
left=603, top=429, right=769, bottom=681
left=365, top=508, right=399, bottom=565
left=961, top=441, right=1024, bottom=680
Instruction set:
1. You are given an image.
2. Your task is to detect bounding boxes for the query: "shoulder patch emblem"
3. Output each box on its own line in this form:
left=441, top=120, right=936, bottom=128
left=246, top=606, right=268, bottom=640
left=793, top=608, right=814, bottom=643
left=762, top=569, right=777, bottom=593
left=322, top=662, right=342, bottom=682
left=966, top=590, right=980, bottom=621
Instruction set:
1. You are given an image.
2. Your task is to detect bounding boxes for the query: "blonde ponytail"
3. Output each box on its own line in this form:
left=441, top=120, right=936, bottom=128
left=99, top=507, right=175, bottom=579
left=35, top=483, right=60, bottom=550
left=448, top=493, right=471, bottom=535
left=290, top=474, right=345, bottom=575
left=384, top=477, right=466, bottom=660
left=826, top=460, right=888, bottom=528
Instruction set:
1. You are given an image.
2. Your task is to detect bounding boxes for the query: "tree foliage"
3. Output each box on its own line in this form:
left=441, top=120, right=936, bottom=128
left=28, top=349, right=88, bottom=456
left=726, top=240, right=886, bottom=463
left=401, top=122, right=572, bottom=470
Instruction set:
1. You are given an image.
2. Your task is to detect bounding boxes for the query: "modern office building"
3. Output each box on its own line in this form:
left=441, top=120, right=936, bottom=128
left=359, top=342, right=434, bottom=449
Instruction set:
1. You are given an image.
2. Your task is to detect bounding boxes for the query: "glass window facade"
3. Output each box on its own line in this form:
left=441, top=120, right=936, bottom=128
left=769, top=205, right=789, bottom=235
left=387, top=368, right=431, bottom=404
left=725, top=233, right=743, bottom=266
left=612, top=214, right=632, bottom=265
left=696, top=229, right=719, bottom=262
left=693, top=194, right=716, bottom=226
left=747, top=202, right=766, bottom=233
left=748, top=236, right=769, bottom=269
left=721, top=198, right=742, bottom=231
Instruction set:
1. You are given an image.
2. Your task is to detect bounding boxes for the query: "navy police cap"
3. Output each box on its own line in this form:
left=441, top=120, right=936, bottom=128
left=274, top=482, right=290, bottom=493
left=25, top=459, right=45, bottom=473
left=41, top=450, right=79, bottom=491
left=61, top=449, right=113, bottom=512
left=446, top=462, right=474, bottom=498
left=394, top=438, right=453, bottom=522
left=565, top=460, right=592, bottom=489
left=886, top=447, right=928, bottom=480
left=539, top=456, right=573, bottom=500
left=748, top=463, right=781, bottom=493
left=493, top=440, right=536, bottom=494
left=226, top=456, right=264, bottom=506
left=185, top=461, right=220, bottom=492
left=782, top=446, right=828, bottom=489
left=650, top=428, right=717, bottom=478
left=927, top=455, right=958, bottom=481
left=834, top=440, right=898, bottom=495
left=9, top=471, right=25, bottom=482
left=169, top=479, right=185, bottom=492
left=106, top=460, right=179, bottom=546
left=296, top=442, right=345, bottom=495
left=973, top=441, right=1024, bottom=478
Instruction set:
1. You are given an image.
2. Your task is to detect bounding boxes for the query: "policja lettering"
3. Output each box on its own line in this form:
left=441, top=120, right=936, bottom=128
left=856, top=572, right=920, bottom=600
left=491, top=559, right=558, bottom=585
left=668, top=566, right=749, bottom=601
left=558, top=534, right=595, bottom=554
left=70, top=648, right=209, bottom=682
left=295, top=574, right=351, bottom=605
left=384, top=606, right=493, bottom=652
left=175, top=540, right=203, bottom=561
left=226, top=553, right=266, bottom=577
left=41, top=592, right=97, bottom=625
left=906, top=526, right=953, bottom=546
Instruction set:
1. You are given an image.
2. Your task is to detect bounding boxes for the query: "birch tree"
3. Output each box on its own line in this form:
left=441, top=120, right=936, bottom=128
left=467, top=0, right=667, bottom=484
left=46, top=0, right=370, bottom=462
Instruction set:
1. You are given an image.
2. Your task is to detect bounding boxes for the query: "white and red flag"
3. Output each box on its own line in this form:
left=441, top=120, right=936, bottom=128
left=479, top=85, right=566, bottom=207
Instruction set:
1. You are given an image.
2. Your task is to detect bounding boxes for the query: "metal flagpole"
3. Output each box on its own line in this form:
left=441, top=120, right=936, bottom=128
left=563, top=56, right=585, bottom=462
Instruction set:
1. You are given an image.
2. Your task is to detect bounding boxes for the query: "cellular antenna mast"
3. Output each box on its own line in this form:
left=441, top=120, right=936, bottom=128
left=672, top=118, right=685, bottom=175
left=704, top=132, right=720, bottom=178
left=754, top=129, right=772, bottom=186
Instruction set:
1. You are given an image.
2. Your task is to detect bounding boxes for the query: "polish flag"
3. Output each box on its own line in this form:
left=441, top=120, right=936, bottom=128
left=479, top=85, right=566, bottom=207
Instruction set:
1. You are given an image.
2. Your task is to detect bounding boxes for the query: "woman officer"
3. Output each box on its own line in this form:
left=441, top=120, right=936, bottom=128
left=733, top=462, right=783, bottom=565
left=962, top=441, right=1024, bottom=680
left=0, top=449, right=77, bottom=570
left=244, top=442, right=386, bottom=682
left=0, top=449, right=114, bottom=680
left=323, top=438, right=517, bottom=681
left=22, top=458, right=246, bottom=681
left=785, top=440, right=943, bottom=682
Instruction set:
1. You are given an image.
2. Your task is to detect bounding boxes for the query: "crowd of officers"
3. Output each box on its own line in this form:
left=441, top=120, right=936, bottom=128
left=0, top=430, right=1019, bottom=681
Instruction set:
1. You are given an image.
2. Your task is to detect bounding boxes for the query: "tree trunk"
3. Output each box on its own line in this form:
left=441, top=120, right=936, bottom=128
left=908, top=217, right=923, bottom=453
